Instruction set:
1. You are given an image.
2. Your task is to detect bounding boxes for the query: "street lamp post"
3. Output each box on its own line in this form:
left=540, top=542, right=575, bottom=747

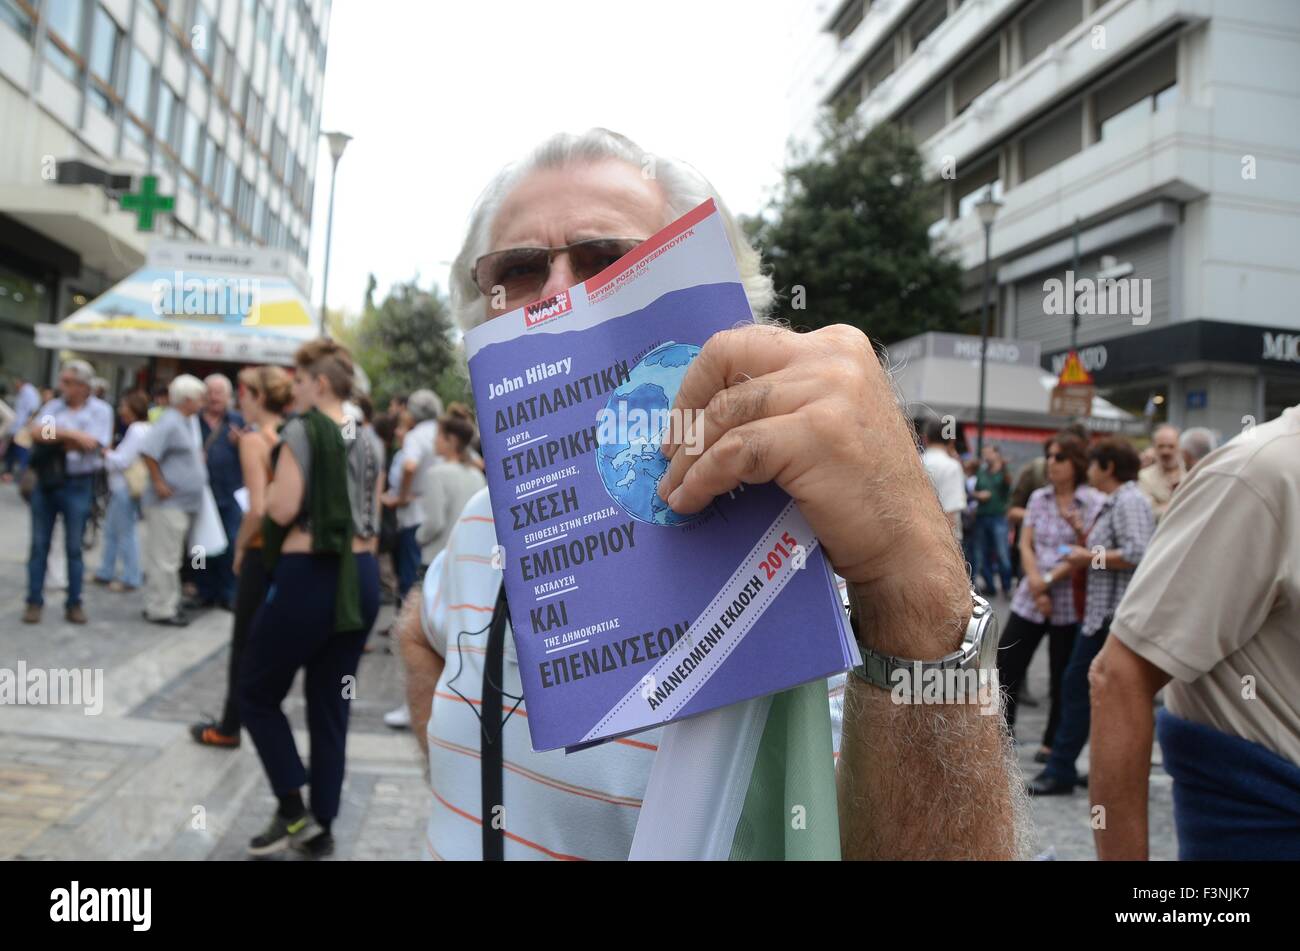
left=319, top=130, right=353, bottom=335
left=974, top=188, right=1003, bottom=460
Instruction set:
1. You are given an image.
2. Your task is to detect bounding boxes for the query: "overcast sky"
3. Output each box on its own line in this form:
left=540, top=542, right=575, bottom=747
left=304, top=0, right=799, bottom=320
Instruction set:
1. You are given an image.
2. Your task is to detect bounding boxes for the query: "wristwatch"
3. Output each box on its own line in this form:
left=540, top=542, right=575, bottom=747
left=851, top=592, right=999, bottom=694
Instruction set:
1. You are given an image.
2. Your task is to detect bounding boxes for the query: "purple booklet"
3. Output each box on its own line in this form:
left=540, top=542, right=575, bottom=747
left=464, top=199, right=859, bottom=752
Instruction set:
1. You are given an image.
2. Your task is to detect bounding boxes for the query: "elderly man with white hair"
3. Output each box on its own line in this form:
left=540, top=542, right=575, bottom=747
left=194, top=372, right=245, bottom=611
left=139, top=374, right=210, bottom=626
left=1179, top=426, right=1220, bottom=471
left=393, top=128, right=1021, bottom=861
left=381, top=387, right=443, bottom=605
left=22, top=359, right=114, bottom=625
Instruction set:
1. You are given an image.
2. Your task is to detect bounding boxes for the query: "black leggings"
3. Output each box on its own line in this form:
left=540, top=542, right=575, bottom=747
left=997, top=611, right=1078, bottom=747
left=218, top=554, right=269, bottom=736
left=239, top=553, right=380, bottom=826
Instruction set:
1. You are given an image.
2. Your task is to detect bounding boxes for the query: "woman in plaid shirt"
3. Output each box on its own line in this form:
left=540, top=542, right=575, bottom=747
left=1028, top=437, right=1154, bottom=796
left=998, top=433, right=1103, bottom=761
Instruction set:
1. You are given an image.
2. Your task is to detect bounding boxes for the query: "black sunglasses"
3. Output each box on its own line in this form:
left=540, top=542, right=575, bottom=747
left=472, top=237, right=645, bottom=307
left=1048, top=452, right=1069, bottom=463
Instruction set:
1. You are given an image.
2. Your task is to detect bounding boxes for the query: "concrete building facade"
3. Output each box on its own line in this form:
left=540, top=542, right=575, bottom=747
left=788, top=0, right=1300, bottom=436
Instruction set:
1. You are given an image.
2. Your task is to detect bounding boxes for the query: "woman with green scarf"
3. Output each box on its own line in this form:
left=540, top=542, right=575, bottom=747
left=239, top=338, right=385, bottom=858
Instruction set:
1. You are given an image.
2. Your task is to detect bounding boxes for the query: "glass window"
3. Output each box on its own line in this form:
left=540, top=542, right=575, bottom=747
left=1, top=0, right=35, bottom=42
left=956, top=161, right=1003, bottom=219
left=125, top=44, right=152, bottom=119
left=192, top=2, right=215, bottom=66
left=44, top=0, right=85, bottom=81
left=202, top=138, right=217, bottom=189
left=124, top=115, right=148, bottom=146
left=221, top=156, right=237, bottom=207
left=156, top=84, right=180, bottom=150
left=1098, top=97, right=1149, bottom=142
left=45, top=0, right=83, bottom=45
left=88, top=5, right=120, bottom=84
left=182, top=109, right=201, bottom=168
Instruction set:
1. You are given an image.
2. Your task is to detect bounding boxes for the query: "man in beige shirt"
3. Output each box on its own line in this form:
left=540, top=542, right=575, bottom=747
left=1089, top=405, right=1300, bottom=860
left=1136, top=423, right=1185, bottom=520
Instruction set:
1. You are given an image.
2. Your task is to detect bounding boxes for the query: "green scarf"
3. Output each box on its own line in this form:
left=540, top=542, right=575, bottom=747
left=263, top=408, right=362, bottom=632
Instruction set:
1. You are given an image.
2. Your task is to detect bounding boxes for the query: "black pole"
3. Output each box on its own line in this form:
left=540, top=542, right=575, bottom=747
left=976, top=220, right=992, bottom=460
left=320, top=154, right=340, bottom=336
left=1070, top=216, right=1080, bottom=351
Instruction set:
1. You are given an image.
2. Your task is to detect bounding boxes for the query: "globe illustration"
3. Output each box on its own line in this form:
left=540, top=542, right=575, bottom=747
left=595, top=341, right=701, bottom=526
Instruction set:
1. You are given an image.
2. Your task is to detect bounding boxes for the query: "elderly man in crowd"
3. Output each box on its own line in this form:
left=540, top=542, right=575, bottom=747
left=1091, top=404, right=1299, bottom=859
left=194, top=372, right=245, bottom=611
left=381, top=387, right=443, bottom=604
left=22, top=360, right=114, bottom=625
left=1179, top=426, right=1219, bottom=472
left=395, top=128, right=1022, bottom=861
left=139, top=374, right=209, bottom=627
left=1136, top=423, right=1184, bottom=521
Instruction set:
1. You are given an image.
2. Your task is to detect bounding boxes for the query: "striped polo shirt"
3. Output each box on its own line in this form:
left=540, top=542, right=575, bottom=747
left=420, top=488, right=661, bottom=860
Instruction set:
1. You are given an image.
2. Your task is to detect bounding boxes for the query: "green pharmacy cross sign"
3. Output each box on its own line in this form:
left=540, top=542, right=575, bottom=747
left=119, top=175, right=174, bottom=231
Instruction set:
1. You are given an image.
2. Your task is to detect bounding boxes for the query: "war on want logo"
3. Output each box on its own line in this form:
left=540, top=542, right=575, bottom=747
left=523, top=290, right=573, bottom=328
left=50, top=882, right=151, bottom=931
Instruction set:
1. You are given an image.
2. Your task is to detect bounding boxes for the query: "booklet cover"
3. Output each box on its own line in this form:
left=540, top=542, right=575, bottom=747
left=464, top=199, right=860, bottom=752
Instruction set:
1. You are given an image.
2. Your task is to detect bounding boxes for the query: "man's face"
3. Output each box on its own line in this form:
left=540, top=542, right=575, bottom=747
left=58, top=372, right=89, bottom=406
left=1153, top=426, right=1180, bottom=468
left=205, top=380, right=229, bottom=415
left=484, top=159, right=668, bottom=320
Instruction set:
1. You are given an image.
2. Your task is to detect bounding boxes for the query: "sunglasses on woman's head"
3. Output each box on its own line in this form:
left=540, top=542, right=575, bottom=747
left=1048, top=452, right=1069, bottom=463
left=472, top=237, right=646, bottom=307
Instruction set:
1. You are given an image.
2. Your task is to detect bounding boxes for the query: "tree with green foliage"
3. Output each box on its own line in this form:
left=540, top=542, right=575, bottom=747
left=745, top=113, right=965, bottom=345
left=346, top=276, right=469, bottom=411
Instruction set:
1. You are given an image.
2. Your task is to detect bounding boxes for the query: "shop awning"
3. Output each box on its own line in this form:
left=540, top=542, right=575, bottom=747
left=888, top=331, right=1144, bottom=434
left=34, top=241, right=317, bottom=365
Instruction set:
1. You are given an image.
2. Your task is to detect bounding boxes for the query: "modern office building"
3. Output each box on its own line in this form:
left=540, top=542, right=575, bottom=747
left=788, top=0, right=1300, bottom=436
left=0, top=0, right=330, bottom=385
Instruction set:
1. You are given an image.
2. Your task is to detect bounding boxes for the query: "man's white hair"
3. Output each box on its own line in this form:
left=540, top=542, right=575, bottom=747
left=61, top=360, right=94, bottom=385
left=450, top=128, right=773, bottom=331
left=169, top=374, right=206, bottom=405
left=203, top=373, right=232, bottom=396
left=1180, top=426, right=1220, bottom=465
left=408, top=388, right=443, bottom=423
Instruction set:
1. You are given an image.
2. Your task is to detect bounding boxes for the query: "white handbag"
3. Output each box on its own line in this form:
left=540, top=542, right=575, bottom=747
left=190, top=486, right=229, bottom=558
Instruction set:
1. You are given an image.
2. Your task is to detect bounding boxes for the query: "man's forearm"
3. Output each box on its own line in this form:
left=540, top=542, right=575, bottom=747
left=838, top=537, right=1025, bottom=859
left=837, top=679, right=1024, bottom=859
left=1090, top=658, right=1157, bottom=860
left=396, top=591, right=443, bottom=759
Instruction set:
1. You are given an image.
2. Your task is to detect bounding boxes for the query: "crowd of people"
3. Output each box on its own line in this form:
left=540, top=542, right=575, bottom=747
left=3, top=343, right=488, bottom=857
left=2, top=126, right=1295, bottom=862
left=921, top=410, right=1300, bottom=857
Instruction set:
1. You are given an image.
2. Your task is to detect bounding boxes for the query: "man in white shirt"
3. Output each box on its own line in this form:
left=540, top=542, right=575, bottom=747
left=397, top=488, right=658, bottom=859
left=1136, top=423, right=1184, bottom=521
left=22, top=361, right=114, bottom=625
left=920, top=418, right=967, bottom=542
left=381, top=388, right=442, bottom=603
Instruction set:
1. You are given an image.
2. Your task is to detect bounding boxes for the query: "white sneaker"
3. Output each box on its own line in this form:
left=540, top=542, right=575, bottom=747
left=383, top=705, right=410, bottom=729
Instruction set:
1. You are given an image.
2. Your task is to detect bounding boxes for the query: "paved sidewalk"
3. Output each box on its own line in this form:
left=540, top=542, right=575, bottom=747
left=0, top=484, right=428, bottom=861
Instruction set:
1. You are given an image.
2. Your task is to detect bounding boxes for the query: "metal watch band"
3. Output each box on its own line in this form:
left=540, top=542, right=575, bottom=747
left=850, top=592, right=995, bottom=692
